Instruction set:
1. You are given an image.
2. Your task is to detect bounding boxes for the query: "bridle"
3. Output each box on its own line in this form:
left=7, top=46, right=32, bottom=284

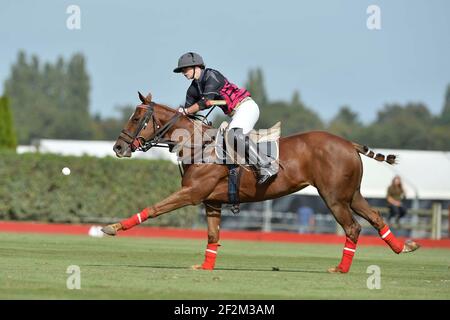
left=118, top=102, right=182, bottom=152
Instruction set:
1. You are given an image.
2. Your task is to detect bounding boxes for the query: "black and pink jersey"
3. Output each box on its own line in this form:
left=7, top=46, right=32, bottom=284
left=185, top=68, right=251, bottom=114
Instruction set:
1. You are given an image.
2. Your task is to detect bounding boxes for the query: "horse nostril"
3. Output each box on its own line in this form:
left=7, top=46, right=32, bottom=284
left=114, top=145, right=122, bottom=152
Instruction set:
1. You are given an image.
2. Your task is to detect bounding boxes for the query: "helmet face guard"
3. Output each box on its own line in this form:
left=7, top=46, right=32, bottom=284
left=173, top=52, right=205, bottom=73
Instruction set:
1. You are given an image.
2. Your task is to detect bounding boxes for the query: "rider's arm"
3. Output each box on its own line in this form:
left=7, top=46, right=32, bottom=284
left=180, top=84, right=202, bottom=114
left=185, top=103, right=201, bottom=114
left=185, top=99, right=214, bottom=114
left=199, top=69, right=224, bottom=109
left=185, top=84, right=199, bottom=108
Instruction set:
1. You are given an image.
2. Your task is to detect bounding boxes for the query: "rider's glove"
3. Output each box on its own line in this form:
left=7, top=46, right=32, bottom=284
left=177, top=107, right=188, bottom=115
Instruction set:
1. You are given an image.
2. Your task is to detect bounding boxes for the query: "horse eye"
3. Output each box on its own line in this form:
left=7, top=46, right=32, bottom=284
left=132, top=118, right=139, bottom=123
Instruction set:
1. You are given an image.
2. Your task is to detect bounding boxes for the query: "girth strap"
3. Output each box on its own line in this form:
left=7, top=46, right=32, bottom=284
left=227, top=164, right=241, bottom=214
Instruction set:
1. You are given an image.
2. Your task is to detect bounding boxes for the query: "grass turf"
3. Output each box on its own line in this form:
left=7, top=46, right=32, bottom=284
left=0, top=232, right=449, bottom=299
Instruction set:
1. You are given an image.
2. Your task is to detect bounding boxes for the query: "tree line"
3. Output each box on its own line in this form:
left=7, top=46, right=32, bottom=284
left=2, top=51, right=131, bottom=146
left=2, top=51, right=450, bottom=150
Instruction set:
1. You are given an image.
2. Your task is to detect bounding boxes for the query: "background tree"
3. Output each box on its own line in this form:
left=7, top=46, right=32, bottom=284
left=359, top=103, right=434, bottom=149
left=328, top=105, right=363, bottom=141
left=244, top=68, right=268, bottom=106
left=257, top=90, right=323, bottom=135
left=4, top=51, right=93, bottom=144
left=51, top=53, right=92, bottom=139
left=91, top=104, right=135, bottom=140
left=0, top=96, right=18, bottom=150
left=429, top=84, right=450, bottom=149
left=439, top=84, right=450, bottom=125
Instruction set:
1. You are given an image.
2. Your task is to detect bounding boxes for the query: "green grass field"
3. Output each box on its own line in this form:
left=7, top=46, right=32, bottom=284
left=0, top=232, right=449, bottom=299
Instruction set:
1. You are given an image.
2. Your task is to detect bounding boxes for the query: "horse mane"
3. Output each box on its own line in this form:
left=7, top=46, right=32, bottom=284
left=153, top=102, right=213, bottom=131
left=138, top=91, right=213, bottom=131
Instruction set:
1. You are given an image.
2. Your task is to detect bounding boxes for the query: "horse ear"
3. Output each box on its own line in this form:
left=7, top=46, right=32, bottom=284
left=138, top=91, right=146, bottom=104
left=145, top=92, right=152, bottom=104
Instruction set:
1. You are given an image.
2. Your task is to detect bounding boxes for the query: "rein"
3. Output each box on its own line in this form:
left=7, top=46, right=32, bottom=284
left=140, top=110, right=183, bottom=151
left=117, top=102, right=181, bottom=152
left=140, top=105, right=215, bottom=153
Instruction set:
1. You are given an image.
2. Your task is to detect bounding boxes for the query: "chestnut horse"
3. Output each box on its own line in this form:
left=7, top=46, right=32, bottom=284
left=102, top=92, right=419, bottom=273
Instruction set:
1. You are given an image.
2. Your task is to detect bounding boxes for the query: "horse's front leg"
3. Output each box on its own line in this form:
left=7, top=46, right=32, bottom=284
left=192, top=202, right=222, bottom=270
left=101, top=186, right=200, bottom=236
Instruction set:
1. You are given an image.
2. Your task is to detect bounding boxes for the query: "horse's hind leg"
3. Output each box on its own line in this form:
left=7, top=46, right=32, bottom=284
left=192, top=202, right=222, bottom=270
left=321, top=197, right=361, bottom=273
left=350, top=190, right=420, bottom=254
left=350, top=190, right=384, bottom=229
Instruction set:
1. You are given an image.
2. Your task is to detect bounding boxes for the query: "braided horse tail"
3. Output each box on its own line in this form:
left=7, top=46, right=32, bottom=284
left=352, top=143, right=397, bottom=165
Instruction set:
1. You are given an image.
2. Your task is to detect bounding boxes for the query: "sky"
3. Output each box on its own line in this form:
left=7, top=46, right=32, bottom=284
left=1, top=0, right=449, bottom=123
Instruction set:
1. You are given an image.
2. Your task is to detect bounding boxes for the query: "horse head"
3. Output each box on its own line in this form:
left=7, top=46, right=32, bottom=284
left=113, top=91, right=187, bottom=158
left=113, top=91, right=157, bottom=158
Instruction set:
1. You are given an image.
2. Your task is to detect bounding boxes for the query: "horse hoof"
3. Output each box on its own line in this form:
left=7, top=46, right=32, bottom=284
left=191, top=264, right=203, bottom=270
left=190, top=264, right=213, bottom=271
left=327, top=266, right=346, bottom=274
left=101, top=223, right=122, bottom=236
left=402, top=239, right=420, bottom=253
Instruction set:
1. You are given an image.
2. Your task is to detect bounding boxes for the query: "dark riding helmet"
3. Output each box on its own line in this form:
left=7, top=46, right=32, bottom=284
left=173, top=52, right=205, bottom=73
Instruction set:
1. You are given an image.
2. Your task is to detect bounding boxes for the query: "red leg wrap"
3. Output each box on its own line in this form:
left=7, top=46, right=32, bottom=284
left=337, top=237, right=357, bottom=273
left=201, top=243, right=220, bottom=270
left=379, top=225, right=403, bottom=254
left=120, top=208, right=150, bottom=230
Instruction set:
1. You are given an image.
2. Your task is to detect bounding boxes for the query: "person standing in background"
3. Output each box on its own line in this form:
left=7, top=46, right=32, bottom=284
left=386, top=175, right=408, bottom=226
left=297, top=205, right=315, bottom=233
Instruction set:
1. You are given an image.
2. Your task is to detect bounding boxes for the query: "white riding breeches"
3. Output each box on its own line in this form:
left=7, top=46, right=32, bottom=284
left=228, top=98, right=260, bottom=134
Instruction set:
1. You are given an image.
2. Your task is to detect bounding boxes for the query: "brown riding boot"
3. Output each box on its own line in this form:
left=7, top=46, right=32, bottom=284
left=101, top=223, right=123, bottom=236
